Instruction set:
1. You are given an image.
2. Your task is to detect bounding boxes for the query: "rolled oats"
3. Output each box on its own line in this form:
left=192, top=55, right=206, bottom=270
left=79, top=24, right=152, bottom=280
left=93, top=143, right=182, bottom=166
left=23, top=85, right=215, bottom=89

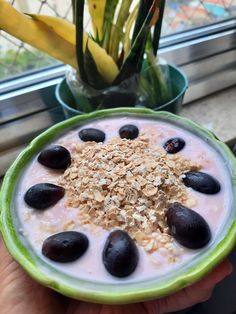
left=58, top=136, right=201, bottom=255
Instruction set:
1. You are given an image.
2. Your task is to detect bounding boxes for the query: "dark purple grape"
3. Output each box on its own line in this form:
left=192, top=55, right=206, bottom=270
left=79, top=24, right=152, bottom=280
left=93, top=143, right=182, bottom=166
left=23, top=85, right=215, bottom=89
left=103, top=230, right=139, bottom=277
left=119, top=125, right=139, bottom=140
left=38, top=145, right=71, bottom=170
left=24, top=183, right=65, bottom=210
left=163, top=137, right=186, bottom=154
left=42, top=231, right=89, bottom=263
left=166, top=202, right=211, bottom=249
left=183, top=171, right=221, bottom=194
left=79, top=128, right=105, bottom=143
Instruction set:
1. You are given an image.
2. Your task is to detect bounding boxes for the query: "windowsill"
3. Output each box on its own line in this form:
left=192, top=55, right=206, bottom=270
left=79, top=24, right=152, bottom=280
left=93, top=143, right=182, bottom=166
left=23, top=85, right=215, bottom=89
left=181, top=85, right=236, bottom=144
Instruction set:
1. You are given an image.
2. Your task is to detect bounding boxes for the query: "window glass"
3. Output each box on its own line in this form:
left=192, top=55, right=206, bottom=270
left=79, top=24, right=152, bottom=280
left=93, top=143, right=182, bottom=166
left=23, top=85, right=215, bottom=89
left=0, top=0, right=72, bottom=81
left=163, top=0, right=236, bottom=35
left=0, top=0, right=235, bottom=81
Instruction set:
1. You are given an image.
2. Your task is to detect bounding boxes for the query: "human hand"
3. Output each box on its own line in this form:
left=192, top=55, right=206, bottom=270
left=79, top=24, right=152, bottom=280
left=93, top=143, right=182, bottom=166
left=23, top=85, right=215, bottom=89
left=0, top=239, right=232, bottom=314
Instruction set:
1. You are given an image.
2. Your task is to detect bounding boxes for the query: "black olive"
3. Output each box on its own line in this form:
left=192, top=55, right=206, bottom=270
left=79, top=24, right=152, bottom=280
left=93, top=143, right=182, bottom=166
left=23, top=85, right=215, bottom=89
left=38, top=145, right=71, bottom=170
left=79, top=128, right=105, bottom=143
left=183, top=171, right=221, bottom=194
left=103, top=230, right=139, bottom=277
left=42, top=231, right=89, bottom=263
left=166, top=202, right=211, bottom=249
left=24, top=183, right=65, bottom=210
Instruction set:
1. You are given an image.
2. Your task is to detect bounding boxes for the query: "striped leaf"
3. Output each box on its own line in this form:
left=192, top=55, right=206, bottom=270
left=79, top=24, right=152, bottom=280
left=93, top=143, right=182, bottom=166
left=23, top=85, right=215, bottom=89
left=109, top=0, right=132, bottom=61
left=153, top=0, right=165, bottom=55
left=84, top=42, right=108, bottom=90
left=75, top=0, right=88, bottom=84
left=132, top=0, right=157, bottom=45
left=113, top=0, right=158, bottom=85
left=88, top=0, right=106, bottom=41
left=71, top=0, right=76, bottom=23
left=123, top=4, right=138, bottom=60
left=102, top=0, right=119, bottom=52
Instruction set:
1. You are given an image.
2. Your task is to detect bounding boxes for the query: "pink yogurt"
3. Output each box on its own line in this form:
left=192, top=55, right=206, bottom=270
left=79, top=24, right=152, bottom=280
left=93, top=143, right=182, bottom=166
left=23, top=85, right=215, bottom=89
left=15, top=116, right=231, bottom=283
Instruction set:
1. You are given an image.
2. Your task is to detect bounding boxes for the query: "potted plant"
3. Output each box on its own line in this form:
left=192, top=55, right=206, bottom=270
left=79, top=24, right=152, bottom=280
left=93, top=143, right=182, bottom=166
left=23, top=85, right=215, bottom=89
left=0, top=0, right=188, bottom=118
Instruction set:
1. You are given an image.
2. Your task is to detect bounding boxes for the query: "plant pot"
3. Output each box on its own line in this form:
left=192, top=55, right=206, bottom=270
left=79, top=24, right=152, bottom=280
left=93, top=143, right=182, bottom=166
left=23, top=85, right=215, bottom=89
left=55, top=64, right=188, bottom=119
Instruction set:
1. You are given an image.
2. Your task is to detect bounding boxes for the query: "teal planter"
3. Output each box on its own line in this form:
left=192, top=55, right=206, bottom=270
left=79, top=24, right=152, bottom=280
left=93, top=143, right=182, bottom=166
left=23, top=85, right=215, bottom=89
left=56, top=64, right=188, bottom=119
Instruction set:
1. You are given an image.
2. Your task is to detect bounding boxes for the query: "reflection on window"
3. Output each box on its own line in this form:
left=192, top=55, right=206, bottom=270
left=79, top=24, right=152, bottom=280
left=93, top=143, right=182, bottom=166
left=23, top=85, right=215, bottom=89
left=0, top=0, right=235, bottom=81
left=163, top=0, right=236, bottom=35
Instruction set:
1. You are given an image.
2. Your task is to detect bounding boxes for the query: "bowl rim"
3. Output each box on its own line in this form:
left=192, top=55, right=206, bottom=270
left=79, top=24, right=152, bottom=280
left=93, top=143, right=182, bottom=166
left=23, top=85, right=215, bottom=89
left=1, top=107, right=236, bottom=304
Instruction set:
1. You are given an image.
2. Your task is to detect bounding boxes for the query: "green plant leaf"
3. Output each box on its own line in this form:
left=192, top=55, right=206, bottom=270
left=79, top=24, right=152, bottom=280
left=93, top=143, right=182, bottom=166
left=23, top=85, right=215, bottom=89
left=144, top=50, right=170, bottom=105
left=153, top=0, right=165, bottom=55
left=113, top=1, right=157, bottom=85
left=123, top=4, right=138, bottom=60
left=102, top=0, right=119, bottom=52
left=75, top=0, right=88, bottom=84
left=117, top=49, right=125, bottom=69
left=74, top=93, right=95, bottom=113
left=109, top=0, right=132, bottom=62
left=71, top=0, right=76, bottom=24
left=132, top=0, right=156, bottom=45
left=88, top=0, right=107, bottom=41
left=84, top=42, right=108, bottom=90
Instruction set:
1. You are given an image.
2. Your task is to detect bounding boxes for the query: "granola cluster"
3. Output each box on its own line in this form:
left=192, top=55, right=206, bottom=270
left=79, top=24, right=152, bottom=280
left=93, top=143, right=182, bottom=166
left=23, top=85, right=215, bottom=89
left=58, top=136, right=201, bottom=253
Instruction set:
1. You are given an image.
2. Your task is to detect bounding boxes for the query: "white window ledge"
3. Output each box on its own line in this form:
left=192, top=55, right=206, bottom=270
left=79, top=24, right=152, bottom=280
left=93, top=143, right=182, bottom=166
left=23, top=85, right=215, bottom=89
left=181, top=85, right=236, bottom=144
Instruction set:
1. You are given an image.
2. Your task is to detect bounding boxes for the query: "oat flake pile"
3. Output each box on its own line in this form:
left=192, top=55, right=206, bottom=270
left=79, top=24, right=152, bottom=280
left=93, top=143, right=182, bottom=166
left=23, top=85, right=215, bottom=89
left=59, top=136, right=201, bottom=253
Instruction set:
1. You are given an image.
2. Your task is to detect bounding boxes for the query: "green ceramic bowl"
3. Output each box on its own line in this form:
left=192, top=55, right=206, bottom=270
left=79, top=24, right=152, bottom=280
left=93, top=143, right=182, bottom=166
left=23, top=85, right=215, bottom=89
left=1, top=108, right=236, bottom=304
